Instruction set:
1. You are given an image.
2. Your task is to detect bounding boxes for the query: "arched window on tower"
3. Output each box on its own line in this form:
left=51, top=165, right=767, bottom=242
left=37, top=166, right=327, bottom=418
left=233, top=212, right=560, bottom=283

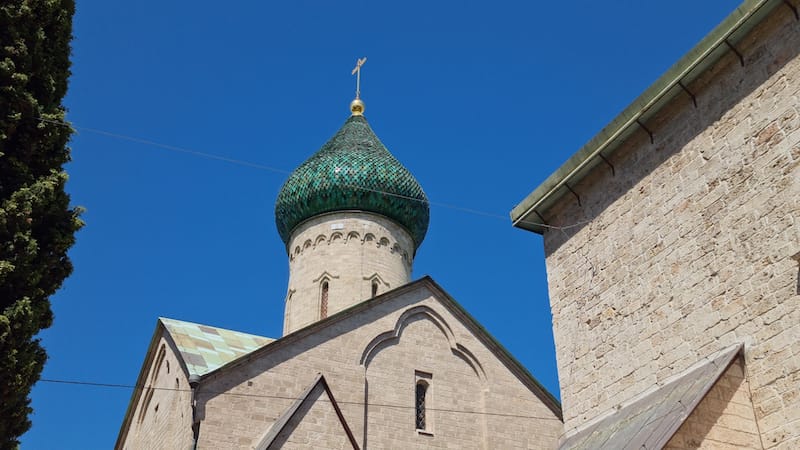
left=320, top=281, right=329, bottom=319
left=371, top=280, right=379, bottom=298
left=415, top=380, right=428, bottom=430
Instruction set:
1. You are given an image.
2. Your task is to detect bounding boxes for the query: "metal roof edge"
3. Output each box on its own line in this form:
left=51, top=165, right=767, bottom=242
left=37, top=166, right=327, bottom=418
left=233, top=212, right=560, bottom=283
left=510, top=0, right=782, bottom=233
left=558, top=343, right=744, bottom=449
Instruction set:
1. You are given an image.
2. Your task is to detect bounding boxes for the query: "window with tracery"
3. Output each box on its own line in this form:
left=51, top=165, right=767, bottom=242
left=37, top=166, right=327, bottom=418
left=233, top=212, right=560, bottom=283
left=415, top=381, right=428, bottom=430
left=321, top=281, right=329, bottom=319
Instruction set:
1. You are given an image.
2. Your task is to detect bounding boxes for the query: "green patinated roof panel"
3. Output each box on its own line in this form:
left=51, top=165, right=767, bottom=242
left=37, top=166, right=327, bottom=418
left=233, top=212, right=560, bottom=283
left=160, top=317, right=274, bottom=377
left=275, top=115, right=429, bottom=249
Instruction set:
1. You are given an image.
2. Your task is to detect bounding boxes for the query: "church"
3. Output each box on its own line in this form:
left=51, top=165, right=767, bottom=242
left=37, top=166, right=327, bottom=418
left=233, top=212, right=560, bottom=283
left=114, top=92, right=563, bottom=448
left=116, top=0, right=800, bottom=448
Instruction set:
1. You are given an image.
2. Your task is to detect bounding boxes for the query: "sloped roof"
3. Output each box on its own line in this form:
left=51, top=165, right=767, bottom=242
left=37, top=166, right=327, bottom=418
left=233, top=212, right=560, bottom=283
left=511, top=0, right=784, bottom=233
left=117, top=277, right=562, bottom=448
left=558, top=343, right=743, bottom=450
left=160, top=317, right=274, bottom=377
left=197, top=276, right=562, bottom=418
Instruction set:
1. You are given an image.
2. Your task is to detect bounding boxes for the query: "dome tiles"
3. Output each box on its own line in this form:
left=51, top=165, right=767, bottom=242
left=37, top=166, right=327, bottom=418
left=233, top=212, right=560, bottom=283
left=275, top=115, right=429, bottom=250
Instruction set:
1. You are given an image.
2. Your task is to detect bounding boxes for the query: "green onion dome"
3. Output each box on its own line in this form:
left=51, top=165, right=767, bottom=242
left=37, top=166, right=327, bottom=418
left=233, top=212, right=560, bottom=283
left=275, top=115, right=429, bottom=251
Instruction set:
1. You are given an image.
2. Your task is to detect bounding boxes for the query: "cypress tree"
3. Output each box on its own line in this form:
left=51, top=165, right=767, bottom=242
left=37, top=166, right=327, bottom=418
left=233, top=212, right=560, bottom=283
left=0, top=1, right=82, bottom=446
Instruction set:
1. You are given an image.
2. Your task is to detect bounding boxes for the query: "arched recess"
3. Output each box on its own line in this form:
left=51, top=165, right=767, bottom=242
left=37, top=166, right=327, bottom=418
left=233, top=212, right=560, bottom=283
left=359, top=305, right=486, bottom=381
left=138, top=343, right=167, bottom=424
left=311, top=271, right=339, bottom=320
left=363, top=273, right=390, bottom=298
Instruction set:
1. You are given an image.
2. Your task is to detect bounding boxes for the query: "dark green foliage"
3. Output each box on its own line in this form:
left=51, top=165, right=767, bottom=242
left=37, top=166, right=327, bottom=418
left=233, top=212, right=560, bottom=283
left=0, top=0, right=81, bottom=447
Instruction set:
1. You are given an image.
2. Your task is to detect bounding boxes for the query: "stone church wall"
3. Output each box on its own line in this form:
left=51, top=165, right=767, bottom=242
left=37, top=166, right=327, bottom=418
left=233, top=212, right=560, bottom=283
left=195, top=285, right=562, bottom=449
left=540, top=5, right=800, bottom=447
left=267, top=383, right=354, bottom=449
left=284, top=211, right=414, bottom=335
left=118, top=336, right=193, bottom=450
left=664, top=357, right=761, bottom=449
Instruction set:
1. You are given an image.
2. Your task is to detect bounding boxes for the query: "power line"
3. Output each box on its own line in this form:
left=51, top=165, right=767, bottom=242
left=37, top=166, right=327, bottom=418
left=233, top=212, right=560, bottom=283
left=37, top=118, right=291, bottom=175
left=31, top=111, right=730, bottom=442
left=32, top=118, right=576, bottom=423
left=37, top=117, right=587, bottom=232
left=39, top=378, right=561, bottom=421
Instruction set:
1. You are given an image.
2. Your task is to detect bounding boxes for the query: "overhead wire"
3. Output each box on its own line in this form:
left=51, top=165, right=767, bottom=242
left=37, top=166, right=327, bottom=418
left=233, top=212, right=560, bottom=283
left=39, top=378, right=562, bottom=421
left=33, top=117, right=592, bottom=425
left=36, top=118, right=292, bottom=175
left=34, top=111, right=726, bottom=441
left=36, top=117, right=588, bottom=232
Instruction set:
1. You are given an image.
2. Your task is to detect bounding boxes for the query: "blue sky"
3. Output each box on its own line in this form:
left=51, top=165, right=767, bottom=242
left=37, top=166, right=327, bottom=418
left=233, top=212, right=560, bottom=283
left=22, top=1, right=743, bottom=448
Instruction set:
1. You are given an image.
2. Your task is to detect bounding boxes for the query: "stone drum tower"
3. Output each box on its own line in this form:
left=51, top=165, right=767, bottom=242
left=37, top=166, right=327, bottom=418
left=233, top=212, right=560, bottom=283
left=275, top=97, right=429, bottom=335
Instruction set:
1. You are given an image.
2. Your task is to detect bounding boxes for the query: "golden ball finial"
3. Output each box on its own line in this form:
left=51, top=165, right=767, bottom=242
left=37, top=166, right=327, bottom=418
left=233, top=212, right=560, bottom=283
left=350, top=98, right=365, bottom=116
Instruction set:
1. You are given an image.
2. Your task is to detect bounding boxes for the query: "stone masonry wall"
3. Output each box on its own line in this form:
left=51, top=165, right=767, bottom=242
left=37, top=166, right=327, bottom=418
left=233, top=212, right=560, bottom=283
left=364, top=316, right=486, bottom=448
left=540, top=5, right=800, bottom=448
left=267, top=384, right=353, bottom=449
left=118, top=336, right=193, bottom=450
left=664, top=357, right=761, bottom=449
left=196, top=284, right=562, bottom=449
left=284, top=211, right=413, bottom=335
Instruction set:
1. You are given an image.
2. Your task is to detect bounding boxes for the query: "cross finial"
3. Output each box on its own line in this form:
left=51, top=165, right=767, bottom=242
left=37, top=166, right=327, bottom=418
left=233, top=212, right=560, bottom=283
left=351, top=57, right=367, bottom=99
left=350, top=57, right=367, bottom=116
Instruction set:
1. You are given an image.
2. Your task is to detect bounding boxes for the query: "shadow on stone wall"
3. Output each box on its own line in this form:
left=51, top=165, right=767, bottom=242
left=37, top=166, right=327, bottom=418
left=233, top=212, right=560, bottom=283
left=665, top=358, right=760, bottom=448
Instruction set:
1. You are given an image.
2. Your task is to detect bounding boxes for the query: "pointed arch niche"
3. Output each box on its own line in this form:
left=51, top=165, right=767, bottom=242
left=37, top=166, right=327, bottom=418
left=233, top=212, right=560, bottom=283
left=359, top=306, right=486, bottom=380
left=312, top=271, right=339, bottom=320
left=363, top=273, right=390, bottom=299
left=359, top=306, right=487, bottom=443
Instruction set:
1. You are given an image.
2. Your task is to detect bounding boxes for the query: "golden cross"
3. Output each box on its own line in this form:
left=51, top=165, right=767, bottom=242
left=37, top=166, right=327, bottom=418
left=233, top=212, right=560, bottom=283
left=351, top=57, right=367, bottom=99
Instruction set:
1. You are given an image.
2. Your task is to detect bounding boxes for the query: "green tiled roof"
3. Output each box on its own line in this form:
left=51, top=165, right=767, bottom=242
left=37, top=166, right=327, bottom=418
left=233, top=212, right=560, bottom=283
left=160, top=317, right=274, bottom=377
left=275, top=115, right=429, bottom=250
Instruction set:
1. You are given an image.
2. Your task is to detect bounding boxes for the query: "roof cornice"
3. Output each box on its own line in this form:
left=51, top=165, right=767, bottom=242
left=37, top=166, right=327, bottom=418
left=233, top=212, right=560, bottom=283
left=510, top=0, right=785, bottom=234
left=196, top=276, right=563, bottom=419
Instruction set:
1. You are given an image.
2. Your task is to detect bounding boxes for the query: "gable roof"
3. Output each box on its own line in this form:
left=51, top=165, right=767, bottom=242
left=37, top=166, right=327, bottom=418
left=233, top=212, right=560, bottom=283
left=510, top=0, right=785, bottom=233
left=558, top=343, right=744, bottom=450
left=196, top=276, right=563, bottom=419
left=114, top=318, right=275, bottom=449
left=255, top=374, right=360, bottom=450
left=117, top=277, right=563, bottom=448
left=160, top=317, right=274, bottom=377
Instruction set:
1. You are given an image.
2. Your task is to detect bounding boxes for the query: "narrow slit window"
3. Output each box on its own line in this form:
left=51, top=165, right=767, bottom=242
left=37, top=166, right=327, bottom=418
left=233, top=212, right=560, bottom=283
left=321, top=281, right=329, bottom=319
left=371, top=280, right=379, bottom=298
left=415, top=381, right=428, bottom=430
